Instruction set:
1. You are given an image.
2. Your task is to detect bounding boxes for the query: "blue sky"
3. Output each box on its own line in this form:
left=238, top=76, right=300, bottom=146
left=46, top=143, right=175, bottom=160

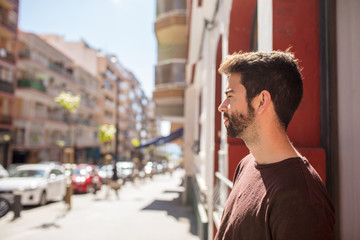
left=19, top=0, right=157, bottom=98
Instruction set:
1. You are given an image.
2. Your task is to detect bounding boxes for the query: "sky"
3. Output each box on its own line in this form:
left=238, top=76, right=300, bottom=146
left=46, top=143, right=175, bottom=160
left=18, top=0, right=157, bottom=98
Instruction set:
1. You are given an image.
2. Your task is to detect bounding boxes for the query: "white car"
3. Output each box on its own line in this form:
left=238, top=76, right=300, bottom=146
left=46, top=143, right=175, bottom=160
left=0, top=164, right=67, bottom=206
left=0, top=165, right=9, bottom=178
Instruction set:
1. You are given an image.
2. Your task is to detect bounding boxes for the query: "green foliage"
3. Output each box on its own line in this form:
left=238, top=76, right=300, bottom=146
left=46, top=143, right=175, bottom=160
left=98, top=124, right=116, bottom=143
left=55, top=91, right=81, bottom=113
left=131, top=138, right=140, bottom=147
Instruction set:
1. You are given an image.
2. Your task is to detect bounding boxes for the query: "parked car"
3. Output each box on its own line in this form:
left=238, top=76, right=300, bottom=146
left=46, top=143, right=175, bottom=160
left=0, top=165, right=9, bottom=178
left=0, top=195, right=11, bottom=217
left=144, top=162, right=156, bottom=177
left=117, top=162, right=134, bottom=182
left=72, top=164, right=102, bottom=194
left=0, top=163, right=67, bottom=206
left=99, top=162, right=134, bottom=183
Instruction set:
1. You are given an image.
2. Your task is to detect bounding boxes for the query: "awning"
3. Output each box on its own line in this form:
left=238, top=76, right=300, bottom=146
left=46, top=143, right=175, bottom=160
left=136, top=128, right=183, bottom=148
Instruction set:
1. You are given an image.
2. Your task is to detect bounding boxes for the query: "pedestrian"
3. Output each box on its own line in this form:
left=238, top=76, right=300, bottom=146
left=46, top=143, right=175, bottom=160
left=215, top=51, right=335, bottom=239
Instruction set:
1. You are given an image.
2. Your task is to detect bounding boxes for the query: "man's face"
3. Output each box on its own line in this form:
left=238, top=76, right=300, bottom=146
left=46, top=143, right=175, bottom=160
left=218, top=74, right=256, bottom=138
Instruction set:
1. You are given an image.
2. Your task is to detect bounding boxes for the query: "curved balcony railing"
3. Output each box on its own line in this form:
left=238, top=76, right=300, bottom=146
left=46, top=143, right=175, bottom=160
left=155, top=61, right=186, bottom=86
left=157, top=0, right=187, bottom=18
left=158, top=44, right=187, bottom=62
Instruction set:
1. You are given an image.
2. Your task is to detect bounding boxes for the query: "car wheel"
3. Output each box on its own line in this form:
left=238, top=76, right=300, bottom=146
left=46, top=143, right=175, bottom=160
left=0, top=198, right=10, bottom=218
left=86, top=184, right=94, bottom=193
left=39, top=192, right=47, bottom=206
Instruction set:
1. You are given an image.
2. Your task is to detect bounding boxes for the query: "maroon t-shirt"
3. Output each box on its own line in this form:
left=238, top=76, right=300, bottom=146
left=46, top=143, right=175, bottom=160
left=215, top=154, right=335, bottom=240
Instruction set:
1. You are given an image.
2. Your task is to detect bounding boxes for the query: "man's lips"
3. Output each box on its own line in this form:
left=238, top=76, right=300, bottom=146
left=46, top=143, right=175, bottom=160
left=223, top=117, right=228, bottom=124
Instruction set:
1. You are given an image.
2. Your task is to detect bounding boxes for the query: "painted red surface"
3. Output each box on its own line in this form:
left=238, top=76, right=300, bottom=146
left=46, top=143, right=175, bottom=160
left=298, top=147, right=326, bottom=183
left=214, top=37, right=222, bottom=178
left=227, top=0, right=257, bottom=180
left=272, top=0, right=325, bottom=180
left=228, top=0, right=257, bottom=54
left=273, top=0, right=321, bottom=148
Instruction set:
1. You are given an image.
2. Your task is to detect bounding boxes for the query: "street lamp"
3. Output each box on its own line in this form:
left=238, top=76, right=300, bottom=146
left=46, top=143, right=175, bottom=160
left=113, top=77, right=121, bottom=182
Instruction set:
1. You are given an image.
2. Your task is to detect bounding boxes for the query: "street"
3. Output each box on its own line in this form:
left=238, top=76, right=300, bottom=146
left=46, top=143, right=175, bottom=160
left=0, top=169, right=199, bottom=240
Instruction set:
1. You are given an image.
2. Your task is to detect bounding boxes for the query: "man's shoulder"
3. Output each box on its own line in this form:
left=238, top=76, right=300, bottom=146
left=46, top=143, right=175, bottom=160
left=233, top=153, right=253, bottom=182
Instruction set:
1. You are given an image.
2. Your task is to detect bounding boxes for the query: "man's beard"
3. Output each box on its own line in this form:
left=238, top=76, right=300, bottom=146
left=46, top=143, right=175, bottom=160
left=224, top=105, right=255, bottom=138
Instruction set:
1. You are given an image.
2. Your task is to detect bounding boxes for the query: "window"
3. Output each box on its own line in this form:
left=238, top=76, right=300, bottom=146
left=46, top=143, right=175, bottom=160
left=0, top=66, right=13, bottom=82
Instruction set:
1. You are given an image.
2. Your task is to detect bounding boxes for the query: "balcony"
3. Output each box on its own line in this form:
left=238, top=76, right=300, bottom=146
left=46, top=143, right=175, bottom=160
left=153, top=61, right=185, bottom=119
left=0, top=114, right=11, bottom=125
left=48, top=113, right=66, bottom=123
left=155, top=61, right=185, bottom=86
left=155, top=14, right=187, bottom=45
left=17, top=78, right=46, bottom=92
left=48, top=62, right=74, bottom=80
left=19, top=50, right=74, bottom=81
left=158, top=44, right=187, bottom=62
left=18, top=50, right=30, bottom=59
left=0, top=48, right=15, bottom=64
left=0, top=18, right=17, bottom=33
left=0, top=0, right=19, bottom=8
left=0, top=79, right=13, bottom=93
left=156, top=0, right=187, bottom=18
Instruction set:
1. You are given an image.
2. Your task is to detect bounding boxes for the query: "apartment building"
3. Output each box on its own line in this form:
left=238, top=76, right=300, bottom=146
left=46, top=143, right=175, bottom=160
left=153, top=0, right=187, bottom=133
left=14, top=32, right=100, bottom=164
left=0, top=0, right=18, bottom=168
left=185, top=0, right=360, bottom=239
left=98, top=54, right=155, bottom=161
left=96, top=53, right=118, bottom=157
left=42, top=35, right=155, bottom=164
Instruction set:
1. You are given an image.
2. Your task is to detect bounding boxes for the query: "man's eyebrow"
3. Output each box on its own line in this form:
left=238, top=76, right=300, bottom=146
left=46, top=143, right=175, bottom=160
left=225, top=89, right=234, bottom=95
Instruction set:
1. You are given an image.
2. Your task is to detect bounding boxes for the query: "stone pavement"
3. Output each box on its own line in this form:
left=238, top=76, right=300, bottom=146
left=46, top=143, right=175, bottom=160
left=0, top=169, right=200, bottom=240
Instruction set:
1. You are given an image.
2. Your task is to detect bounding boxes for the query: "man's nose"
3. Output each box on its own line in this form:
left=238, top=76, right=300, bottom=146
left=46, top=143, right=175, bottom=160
left=218, top=99, right=228, bottom=113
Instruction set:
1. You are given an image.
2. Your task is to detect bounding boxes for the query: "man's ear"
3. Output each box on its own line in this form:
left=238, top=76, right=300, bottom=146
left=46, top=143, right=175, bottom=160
left=256, top=90, right=271, bottom=114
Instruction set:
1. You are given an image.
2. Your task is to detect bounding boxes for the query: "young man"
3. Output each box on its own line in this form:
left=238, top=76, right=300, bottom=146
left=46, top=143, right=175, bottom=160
left=215, top=51, right=335, bottom=240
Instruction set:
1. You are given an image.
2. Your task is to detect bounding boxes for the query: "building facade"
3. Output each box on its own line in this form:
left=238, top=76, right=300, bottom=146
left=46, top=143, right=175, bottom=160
left=0, top=0, right=18, bottom=168
left=153, top=0, right=187, bottom=129
left=185, top=0, right=360, bottom=239
left=40, top=34, right=155, bottom=164
left=14, top=32, right=100, bottom=164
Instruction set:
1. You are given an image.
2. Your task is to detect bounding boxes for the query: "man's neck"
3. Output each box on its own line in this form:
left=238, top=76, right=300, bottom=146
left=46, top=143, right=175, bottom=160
left=245, top=129, right=300, bottom=165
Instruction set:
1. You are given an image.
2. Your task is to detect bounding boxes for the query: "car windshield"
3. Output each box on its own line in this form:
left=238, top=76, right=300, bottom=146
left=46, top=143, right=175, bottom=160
left=73, top=169, right=87, bottom=175
left=11, top=170, right=45, bottom=178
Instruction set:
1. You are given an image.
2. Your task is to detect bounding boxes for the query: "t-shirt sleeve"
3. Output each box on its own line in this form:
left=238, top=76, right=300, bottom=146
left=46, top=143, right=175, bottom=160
left=270, top=202, right=335, bottom=240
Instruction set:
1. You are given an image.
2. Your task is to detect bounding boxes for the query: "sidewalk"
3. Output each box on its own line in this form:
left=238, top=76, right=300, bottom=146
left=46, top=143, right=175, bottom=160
left=0, top=169, right=200, bottom=240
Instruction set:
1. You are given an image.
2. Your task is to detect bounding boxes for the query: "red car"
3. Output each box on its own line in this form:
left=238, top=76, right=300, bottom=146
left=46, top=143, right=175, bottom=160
left=71, top=164, right=102, bottom=194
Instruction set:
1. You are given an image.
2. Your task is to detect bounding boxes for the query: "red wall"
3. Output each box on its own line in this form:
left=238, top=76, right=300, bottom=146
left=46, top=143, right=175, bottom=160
left=227, top=0, right=257, bottom=180
left=272, top=0, right=325, bottom=182
left=214, top=37, right=222, bottom=178
left=273, top=0, right=321, bottom=147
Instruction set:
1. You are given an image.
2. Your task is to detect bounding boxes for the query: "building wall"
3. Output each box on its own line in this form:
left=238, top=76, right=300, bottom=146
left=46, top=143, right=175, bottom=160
left=336, top=0, right=360, bottom=238
left=0, top=0, right=18, bottom=168
left=185, top=1, right=234, bottom=239
left=14, top=32, right=100, bottom=164
left=39, top=35, right=98, bottom=76
left=185, top=0, right=360, bottom=239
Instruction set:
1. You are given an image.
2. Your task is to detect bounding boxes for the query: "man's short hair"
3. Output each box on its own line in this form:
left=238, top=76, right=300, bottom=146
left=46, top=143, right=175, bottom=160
left=218, top=50, right=303, bottom=129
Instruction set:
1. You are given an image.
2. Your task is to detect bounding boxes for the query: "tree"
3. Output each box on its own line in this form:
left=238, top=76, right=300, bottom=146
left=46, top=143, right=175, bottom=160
left=98, top=124, right=116, bottom=143
left=55, top=91, right=81, bottom=210
left=98, top=123, right=121, bottom=197
left=55, top=91, right=81, bottom=114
